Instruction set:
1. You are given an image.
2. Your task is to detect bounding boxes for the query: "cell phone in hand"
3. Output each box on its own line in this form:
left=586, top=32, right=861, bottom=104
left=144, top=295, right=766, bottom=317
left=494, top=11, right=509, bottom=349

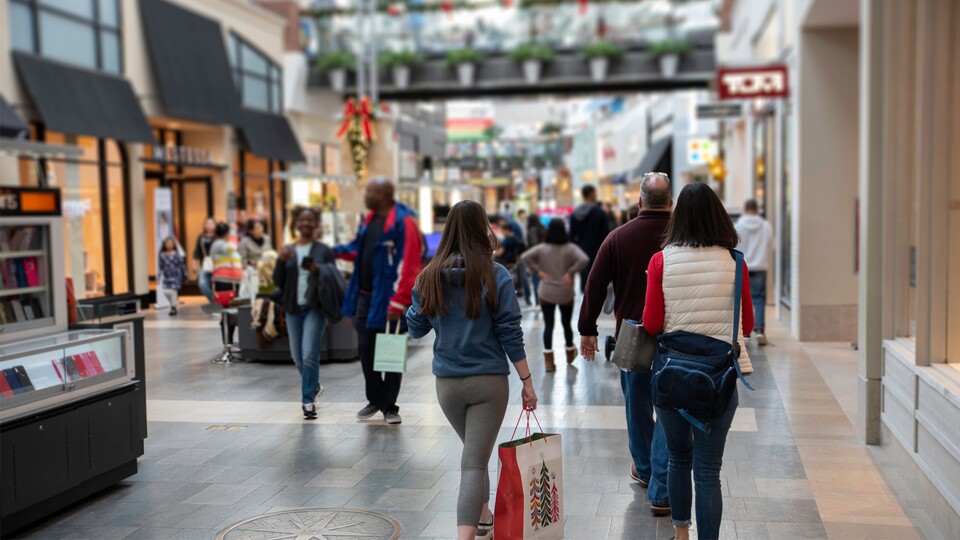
left=300, top=255, right=314, bottom=270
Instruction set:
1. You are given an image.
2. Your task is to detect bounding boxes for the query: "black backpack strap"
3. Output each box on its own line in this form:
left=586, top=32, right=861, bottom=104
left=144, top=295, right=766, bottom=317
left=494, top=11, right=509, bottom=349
left=730, top=249, right=754, bottom=391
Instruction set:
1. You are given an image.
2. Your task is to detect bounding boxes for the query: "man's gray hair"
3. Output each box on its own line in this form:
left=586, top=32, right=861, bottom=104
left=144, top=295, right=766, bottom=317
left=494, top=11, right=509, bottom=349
left=640, top=173, right=671, bottom=209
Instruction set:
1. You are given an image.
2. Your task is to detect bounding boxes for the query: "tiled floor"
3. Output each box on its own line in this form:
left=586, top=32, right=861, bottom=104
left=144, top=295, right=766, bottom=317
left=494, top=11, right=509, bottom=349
left=12, top=302, right=932, bottom=539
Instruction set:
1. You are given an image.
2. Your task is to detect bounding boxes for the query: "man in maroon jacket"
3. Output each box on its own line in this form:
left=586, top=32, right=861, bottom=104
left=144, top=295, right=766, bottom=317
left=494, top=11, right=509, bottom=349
left=578, top=172, right=672, bottom=516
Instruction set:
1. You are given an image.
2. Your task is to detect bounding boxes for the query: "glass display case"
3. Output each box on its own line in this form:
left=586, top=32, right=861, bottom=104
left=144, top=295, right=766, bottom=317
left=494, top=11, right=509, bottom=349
left=0, top=329, right=130, bottom=422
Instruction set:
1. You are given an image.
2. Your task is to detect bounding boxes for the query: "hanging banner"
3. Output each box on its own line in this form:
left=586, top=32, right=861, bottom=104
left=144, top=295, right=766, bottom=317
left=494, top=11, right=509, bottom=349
left=154, top=188, right=175, bottom=308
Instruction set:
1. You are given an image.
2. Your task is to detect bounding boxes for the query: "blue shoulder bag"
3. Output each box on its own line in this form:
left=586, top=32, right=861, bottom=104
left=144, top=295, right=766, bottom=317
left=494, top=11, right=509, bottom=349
left=651, top=249, right=754, bottom=432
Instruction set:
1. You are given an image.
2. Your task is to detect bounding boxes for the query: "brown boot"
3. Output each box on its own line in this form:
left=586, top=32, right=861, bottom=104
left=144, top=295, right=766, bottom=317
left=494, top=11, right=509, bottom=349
left=544, top=350, right=556, bottom=372
left=565, top=346, right=577, bottom=364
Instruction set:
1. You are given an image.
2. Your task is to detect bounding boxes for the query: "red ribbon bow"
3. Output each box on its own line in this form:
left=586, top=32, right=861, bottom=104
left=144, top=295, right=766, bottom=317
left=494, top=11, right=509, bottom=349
left=335, top=97, right=377, bottom=143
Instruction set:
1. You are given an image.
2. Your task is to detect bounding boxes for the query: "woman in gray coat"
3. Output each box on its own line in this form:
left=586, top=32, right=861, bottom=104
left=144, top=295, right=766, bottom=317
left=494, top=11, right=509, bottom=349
left=521, top=218, right=589, bottom=371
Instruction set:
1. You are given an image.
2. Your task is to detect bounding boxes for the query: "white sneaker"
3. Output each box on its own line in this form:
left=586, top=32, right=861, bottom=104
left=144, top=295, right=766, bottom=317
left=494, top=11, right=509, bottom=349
left=756, top=332, right=768, bottom=346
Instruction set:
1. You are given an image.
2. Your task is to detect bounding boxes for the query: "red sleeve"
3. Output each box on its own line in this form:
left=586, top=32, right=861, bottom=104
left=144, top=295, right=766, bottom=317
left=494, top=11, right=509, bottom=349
left=740, top=260, right=754, bottom=337
left=388, top=215, right=423, bottom=314
left=642, top=252, right=665, bottom=335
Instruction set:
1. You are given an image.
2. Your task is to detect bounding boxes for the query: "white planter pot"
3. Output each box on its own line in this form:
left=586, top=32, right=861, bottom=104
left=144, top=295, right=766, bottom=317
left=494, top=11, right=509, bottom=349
left=392, top=66, right=411, bottom=89
left=329, top=68, right=346, bottom=91
left=589, top=57, right=609, bottom=82
left=522, top=59, right=542, bottom=84
left=659, top=54, right=680, bottom=78
left=456, top=63, right=475, bottom=86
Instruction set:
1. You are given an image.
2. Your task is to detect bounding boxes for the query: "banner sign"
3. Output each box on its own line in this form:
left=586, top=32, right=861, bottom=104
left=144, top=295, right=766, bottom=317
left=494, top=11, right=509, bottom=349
left=717, top=65, right=789, bottom=100
left=0, top=186, right=61, bottom=216
left=154, top=187, right=175, bottom=308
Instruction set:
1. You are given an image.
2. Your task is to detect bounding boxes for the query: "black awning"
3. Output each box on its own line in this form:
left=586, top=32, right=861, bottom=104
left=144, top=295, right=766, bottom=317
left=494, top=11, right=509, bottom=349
left=139, top=0, right=241, bottom=126
left=632, top=137, right=673, bottom=181
left=239, top=109, right=305, bottom=163
left=12, top=53, right=154, bottom=144
left=0, top=94, right=28, bottom=139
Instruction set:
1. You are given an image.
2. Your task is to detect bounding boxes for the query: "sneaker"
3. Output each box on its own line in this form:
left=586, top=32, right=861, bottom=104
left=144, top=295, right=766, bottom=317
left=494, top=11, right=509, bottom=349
left=756, top=331, right=768, bottom=346
left=302, top=403, right=317, bottom=420
left=650, top=503, right=671, bottom=517
left=384, top=411, right=402, bottom=424
left=630, top=465, right=650, bottom=488
left=477, top=521, right=494, bottom=539
left=356, top=404, right=379, bottom=420
left=314, top=386, right=324, bottom=400
left=169, top=307, right=177, bottom=316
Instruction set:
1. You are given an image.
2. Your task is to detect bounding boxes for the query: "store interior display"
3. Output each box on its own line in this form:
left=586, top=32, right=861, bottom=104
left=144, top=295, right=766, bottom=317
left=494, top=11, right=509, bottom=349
left=0, top=224, right=53, bottom=329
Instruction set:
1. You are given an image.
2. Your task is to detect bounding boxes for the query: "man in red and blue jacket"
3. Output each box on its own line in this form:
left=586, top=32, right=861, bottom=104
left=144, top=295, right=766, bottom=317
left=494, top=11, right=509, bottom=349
left=335, top=178, right=423, bottom=424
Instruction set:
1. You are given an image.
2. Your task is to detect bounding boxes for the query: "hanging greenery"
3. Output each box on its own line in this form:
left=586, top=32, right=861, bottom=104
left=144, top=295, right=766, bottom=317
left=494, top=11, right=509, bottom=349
left=301, top=0, right=654, bottom=18
left=335, top=98, right=379, bottom=181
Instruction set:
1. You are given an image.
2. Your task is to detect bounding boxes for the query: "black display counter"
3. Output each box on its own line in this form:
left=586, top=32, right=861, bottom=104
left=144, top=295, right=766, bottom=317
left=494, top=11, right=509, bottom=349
left=235, top=304, right=359, bottom=363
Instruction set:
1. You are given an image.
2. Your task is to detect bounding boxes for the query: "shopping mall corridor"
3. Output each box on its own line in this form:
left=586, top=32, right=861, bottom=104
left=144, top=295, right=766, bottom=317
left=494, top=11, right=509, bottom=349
left=12, top=304, right=932, bottom=539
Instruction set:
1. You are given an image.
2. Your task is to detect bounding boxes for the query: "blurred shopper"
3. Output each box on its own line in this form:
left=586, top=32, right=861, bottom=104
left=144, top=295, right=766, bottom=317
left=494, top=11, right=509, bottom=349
left=238, top=218, right=273, bottom=267
left=525, top=213, right=547, bottom=303
left=579, top=172, right=673, bottom=516
left=158, top=237, right=186, bottom=316
left=407, top=200, right=537, bottom=540
left=274, top=207, right=336, bottom=420
left=336, top=178, right=423, bottom=425
left=521, top=219, right=588, bottom=372
left=210, top=222, right=244, bottom=336
left=192, top=217, right=217, bottom=302
left=625, top=203, right=641, bottom=222
left=642, top=183, right=753, bottom=540
left=516, top=208, right=529, bottom=240
left=602, top=202, right=620, bottom=230
left=570, top=185, right=612, bottom=292
left=735, top=199, right=773, bottom=345
left=491, top=215, right=526, bottom=300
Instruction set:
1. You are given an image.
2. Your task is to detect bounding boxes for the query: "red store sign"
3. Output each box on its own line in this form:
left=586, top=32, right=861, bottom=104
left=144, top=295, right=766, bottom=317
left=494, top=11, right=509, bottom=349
left=717, top=65, right=789, bottom=100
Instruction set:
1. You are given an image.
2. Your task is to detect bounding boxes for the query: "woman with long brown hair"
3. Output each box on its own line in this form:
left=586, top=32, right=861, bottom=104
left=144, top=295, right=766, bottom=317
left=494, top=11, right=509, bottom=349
left=407, top=200, right=538, bottom=540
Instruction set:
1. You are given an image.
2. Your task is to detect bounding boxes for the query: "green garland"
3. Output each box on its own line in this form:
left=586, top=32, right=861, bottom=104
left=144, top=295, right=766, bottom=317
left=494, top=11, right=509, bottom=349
left=302, top=0, right=679, bottom=18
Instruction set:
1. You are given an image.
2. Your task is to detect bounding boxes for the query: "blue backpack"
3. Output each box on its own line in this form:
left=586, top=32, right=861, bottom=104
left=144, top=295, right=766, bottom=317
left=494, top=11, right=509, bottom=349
left=651, top=249, right=754, bottom=432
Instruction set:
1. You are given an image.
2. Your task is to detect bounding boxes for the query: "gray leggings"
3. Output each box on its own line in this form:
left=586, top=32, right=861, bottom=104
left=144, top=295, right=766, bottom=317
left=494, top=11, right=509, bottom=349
left=436, top=375, right=509, bottom=527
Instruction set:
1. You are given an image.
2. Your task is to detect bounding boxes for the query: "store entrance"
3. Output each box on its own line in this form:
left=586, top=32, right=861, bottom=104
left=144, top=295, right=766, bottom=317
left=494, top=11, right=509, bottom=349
left=145, top=173, right=214, bottom=285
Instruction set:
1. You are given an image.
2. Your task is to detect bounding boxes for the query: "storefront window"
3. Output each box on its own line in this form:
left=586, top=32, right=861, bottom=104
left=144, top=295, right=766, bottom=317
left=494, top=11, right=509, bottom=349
left=9, top=0, right=122, bottom=73
left=235, top=151, right=284, bottom=247
left=228, top=33, right=282, bottom=113
left=17, top=130, right=129, bottom=298
left=780, top=104, right=793, bottom=306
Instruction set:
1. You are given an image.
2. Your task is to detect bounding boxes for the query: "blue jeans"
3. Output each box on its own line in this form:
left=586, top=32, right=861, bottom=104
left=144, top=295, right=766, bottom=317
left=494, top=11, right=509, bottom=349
left=285, top=306, right=327, bottom=405
left=530, top=273, right=540, bottom=303
left=748, top=271, right=766, bottom=331
left=198, top=271, right=214, bottom=303
left=620, top=371, right=669, bottom=505
left=518, top=264, right=532, bottom=304
left=657, top=389, right=739, bottom=538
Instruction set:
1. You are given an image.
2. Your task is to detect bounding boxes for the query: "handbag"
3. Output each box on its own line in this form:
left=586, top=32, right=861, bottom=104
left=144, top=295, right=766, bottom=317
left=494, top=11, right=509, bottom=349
left=651, top=249, right=754, bottom=431
left=373, top=321, right=408, bottom=373
left=200, top=239, right=214, bottom=273
left=495, top=411, right=564, bottom=540
left=610, top=319, right=656, bottom=372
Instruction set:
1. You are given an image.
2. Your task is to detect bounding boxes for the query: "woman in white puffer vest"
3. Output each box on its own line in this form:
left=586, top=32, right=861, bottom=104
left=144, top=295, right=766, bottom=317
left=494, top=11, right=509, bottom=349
left=642, top=183, right=755, bottom=540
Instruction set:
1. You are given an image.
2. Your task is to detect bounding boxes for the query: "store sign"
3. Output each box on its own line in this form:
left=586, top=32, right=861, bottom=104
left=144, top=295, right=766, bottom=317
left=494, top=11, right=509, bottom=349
left=696, top=103, right=744, bottom=119
left=0, top=186, right=61, bottom=216
left=717, top=65, right=789, bottom=100
left=151, top=144, right=213, bottom=165
left=687, top=139, right=717, bottom=165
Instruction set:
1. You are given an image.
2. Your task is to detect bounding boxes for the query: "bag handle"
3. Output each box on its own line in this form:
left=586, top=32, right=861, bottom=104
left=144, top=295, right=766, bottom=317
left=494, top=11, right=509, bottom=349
left=729, top=249, right=754, bottom=391
left=510, top=409, right=544, bottom=443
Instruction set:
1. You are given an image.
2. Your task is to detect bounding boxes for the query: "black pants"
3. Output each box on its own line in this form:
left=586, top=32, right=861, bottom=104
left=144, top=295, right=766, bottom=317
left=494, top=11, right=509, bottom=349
left=580, top=259, right=594, bottom=293
left=541, top=301, right=574, bottom=350
left=356, top=294, right=403, bottom=414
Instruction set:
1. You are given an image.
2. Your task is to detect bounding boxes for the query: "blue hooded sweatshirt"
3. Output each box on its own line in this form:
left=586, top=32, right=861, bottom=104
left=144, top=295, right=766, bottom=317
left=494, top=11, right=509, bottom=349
left=406, top=262, right=526, bottom=377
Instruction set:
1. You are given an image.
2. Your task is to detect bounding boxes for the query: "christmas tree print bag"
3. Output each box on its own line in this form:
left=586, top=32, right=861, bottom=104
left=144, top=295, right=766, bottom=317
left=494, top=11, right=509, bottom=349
left=495, top=411, right=564, bottom=539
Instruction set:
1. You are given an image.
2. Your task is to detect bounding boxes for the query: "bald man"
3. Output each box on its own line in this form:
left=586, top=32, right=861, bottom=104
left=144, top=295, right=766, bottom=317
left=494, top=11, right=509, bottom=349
left=577, top=172, right=673, bottom=516
left=335, top=178, right=423, bottom=425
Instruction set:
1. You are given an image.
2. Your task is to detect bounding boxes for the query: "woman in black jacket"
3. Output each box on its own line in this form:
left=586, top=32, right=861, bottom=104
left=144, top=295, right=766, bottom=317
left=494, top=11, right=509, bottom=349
left=273, top=206, right=335, bottom=420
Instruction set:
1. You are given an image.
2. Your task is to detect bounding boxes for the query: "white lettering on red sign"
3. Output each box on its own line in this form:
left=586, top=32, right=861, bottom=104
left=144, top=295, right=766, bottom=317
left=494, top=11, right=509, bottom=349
left=721, top=71, right=786, bottom=97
